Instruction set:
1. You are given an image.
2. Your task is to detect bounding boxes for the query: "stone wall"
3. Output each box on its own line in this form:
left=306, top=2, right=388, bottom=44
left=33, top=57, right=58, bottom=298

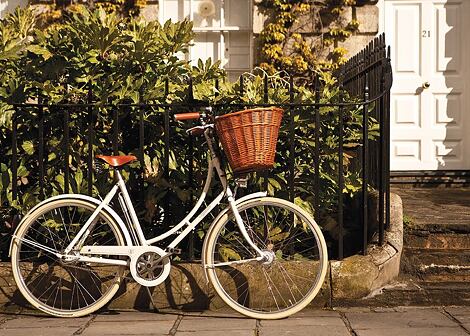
left=140, top=0, right=159, bottom=22
left=341, top=4, right=379, bottom=58
left=252, top=3, right=379, bottom=64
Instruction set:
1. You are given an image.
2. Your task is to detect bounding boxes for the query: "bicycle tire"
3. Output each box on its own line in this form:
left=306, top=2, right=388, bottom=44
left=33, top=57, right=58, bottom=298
left=11, top=198, right=126, bottom=317
left=203, top=197, right=328, bottom=319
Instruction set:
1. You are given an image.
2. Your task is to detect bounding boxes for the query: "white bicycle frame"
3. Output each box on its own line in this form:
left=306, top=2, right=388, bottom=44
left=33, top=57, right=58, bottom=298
left=40, top=128, right=268, bottom=267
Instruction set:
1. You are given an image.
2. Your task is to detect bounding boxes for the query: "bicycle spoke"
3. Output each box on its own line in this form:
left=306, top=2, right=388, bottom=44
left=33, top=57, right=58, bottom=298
left=12, top=200, right=125, bottom=316
left=207, top=198, right=327, bottom=318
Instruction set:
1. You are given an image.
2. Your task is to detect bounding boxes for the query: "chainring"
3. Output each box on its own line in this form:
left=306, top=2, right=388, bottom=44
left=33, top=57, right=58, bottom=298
left=130, top=246, right=171, bottom=287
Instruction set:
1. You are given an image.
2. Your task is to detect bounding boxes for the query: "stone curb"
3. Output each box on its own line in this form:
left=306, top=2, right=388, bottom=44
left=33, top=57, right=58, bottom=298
left=330, top=193, right=403, bottom=304
left=0, top=193, right=403, bottom=311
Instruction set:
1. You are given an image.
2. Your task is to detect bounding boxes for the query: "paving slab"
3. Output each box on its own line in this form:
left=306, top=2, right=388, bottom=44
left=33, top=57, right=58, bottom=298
left=259, top=315, right=344, bottom=327
left=445, top=306, right=470, bottom=323
left=355, top=327, right=468, bottom=336
left=176, top=331, right=253, bottom=336
left=0, top=315, right=91, bottom=328
left=259, top=325, right=350, bottom=336
left=0, top=314, right=9, bottom=324
left=178, top=310, right=245, bottom=318
left=93, top=310, right=179, bottom=322
left=81, top=320, right=175, bottom=336
left=177, top=316, right=256, bottom=332
left=289, top=309, right=343, bottom=317
left=0, top=327, right=79, bottom=336
left=345, top=310, right=457, bottom=329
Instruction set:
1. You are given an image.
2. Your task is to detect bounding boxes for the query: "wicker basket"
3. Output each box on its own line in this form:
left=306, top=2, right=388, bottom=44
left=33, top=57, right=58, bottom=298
left=215, top=107, right=284, bottom=173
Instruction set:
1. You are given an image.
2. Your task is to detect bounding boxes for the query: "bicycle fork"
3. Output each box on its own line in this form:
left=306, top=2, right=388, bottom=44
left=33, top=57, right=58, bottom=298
left=226, top=187, right=267, bottom=262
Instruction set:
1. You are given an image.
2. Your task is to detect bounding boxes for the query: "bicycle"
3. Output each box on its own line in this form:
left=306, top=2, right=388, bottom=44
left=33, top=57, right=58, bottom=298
left=9, top=108, right=328, bottom=319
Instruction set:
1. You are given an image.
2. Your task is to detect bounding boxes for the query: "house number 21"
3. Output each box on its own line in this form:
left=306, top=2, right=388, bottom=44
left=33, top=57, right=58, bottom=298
left=422, top=30, right=431, bottom=37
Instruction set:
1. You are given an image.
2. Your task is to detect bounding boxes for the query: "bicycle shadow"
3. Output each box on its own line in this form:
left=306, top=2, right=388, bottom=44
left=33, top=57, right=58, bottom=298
left=1, top=261, right=250, bottom=314
left=116, top=262, right=249, bottom=313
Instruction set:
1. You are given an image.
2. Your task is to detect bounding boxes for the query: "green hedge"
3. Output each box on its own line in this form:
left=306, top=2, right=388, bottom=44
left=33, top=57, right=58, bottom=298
left=0, top=7, right=376, bottom=258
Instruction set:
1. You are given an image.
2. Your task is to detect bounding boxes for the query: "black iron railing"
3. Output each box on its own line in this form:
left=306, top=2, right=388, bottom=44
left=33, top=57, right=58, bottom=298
left=2, top=34, right=392, bottom=260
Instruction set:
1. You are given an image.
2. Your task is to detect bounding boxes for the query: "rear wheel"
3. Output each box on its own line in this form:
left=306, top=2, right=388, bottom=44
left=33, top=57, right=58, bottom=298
left=11, top=198, right=126, bottom=317
left=204, top=197, right=328, bottom=319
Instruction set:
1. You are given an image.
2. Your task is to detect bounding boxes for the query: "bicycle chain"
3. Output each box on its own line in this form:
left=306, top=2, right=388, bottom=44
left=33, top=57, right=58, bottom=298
left=57, top=259, right=150, bottom=284
left=59, top=261, right=135, bottom=282
left=56, top=249, right=175, bottom=284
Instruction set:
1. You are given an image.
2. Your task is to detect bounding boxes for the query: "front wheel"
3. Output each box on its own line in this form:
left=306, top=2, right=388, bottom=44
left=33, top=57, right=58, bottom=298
left=204, top=197, right=328, bottom=319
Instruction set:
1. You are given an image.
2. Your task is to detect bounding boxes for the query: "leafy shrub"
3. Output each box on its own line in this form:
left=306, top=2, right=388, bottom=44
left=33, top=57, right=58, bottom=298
left=0, top=7, right=375, bottom=258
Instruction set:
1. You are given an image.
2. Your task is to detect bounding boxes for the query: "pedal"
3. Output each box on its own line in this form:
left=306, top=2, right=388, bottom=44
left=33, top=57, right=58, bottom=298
left=167, top=248, right=182, bottom=255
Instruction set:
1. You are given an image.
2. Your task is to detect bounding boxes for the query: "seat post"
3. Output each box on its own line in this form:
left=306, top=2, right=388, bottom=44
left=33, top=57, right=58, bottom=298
left=114, top=169, right=147, bottom=245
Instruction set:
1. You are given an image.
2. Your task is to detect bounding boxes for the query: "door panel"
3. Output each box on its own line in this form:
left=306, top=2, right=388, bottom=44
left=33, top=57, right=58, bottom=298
left=192, top=33, right=220, bottom=63
left=386, top=0, right=470, bottom=170
left=435, top=4, right=460, bottom=74
left=393, top=3, right=422, bottom=75
left=225, top=0, right=251, bottom=28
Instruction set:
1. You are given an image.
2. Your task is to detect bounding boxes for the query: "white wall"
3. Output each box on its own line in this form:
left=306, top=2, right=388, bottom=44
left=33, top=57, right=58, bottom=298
left=0, top=0, right=27, bottom=19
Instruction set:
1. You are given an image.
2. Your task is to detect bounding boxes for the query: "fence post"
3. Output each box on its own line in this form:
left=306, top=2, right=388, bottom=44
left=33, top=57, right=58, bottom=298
left=87, top=81, right=94, bottom=196
left=362, top=72, right=370, bottom=255
left=38, top=90, right=45, bottom=200
left=11, top=107, right=18, bottom=202
left=113, top=107, right=119, bottom=156
left=338, top=71, right=344, bottom=260
left=314, top=76, right=321, bottom=223
left=378, top=35, right=386, bottom=246
left=139, top=89, right=145, bottom=204
left=385, top=46, right=391, bottom=232
left=187, top=76, right=195, bottom=259
left=163, top=78, right=170, bottom=229
left=63, top=104, right=70, bottom=194
left=288, top=75, right=295, bottom=203
left=262, top=74, right=269, bottom=191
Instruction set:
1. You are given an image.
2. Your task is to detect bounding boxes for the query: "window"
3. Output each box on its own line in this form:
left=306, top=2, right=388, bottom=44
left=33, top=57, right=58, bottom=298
left=159, top=0, right=253, bottom=80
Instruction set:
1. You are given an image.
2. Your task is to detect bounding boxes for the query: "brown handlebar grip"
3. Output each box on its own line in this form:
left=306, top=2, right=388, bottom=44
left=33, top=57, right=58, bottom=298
left=174, top=112, right=201, bottom=121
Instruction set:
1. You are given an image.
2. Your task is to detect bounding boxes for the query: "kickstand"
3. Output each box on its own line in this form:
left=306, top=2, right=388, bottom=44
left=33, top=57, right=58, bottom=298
left=145, top=286, right=158, bottom=312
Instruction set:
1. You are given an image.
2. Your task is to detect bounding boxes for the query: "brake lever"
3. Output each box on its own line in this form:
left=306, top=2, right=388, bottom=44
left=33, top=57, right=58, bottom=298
left=186, top=124, right=214, bottom=136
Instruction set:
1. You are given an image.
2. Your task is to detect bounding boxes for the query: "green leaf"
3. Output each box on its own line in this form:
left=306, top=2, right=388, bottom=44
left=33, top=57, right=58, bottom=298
left=21, top=141, right=34, bottom=155
left=218, top=246, right=241, bottom=262
left=27, top=45, right=52, bottom=60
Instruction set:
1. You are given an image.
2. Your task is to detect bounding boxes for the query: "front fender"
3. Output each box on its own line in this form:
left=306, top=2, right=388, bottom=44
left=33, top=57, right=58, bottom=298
left=201, top=192, right=267, bottom=283
left=9, top=194, right=133, bottom=256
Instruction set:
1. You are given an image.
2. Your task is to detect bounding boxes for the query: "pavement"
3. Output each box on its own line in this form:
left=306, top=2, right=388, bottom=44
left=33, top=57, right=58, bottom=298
left=0, top=306, right=469, bottom=336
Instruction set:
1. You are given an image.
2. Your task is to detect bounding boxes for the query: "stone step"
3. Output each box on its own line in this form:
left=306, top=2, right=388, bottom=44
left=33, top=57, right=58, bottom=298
left=404, top=249, right=470, bottom=264
left=421, top=273, right=470, bottom=283
left=337, top=279, right=470, bottom=307
left=404, top=233, right=470, bottom=250
left=392, top=187, right=470, bottom=233
left=390, top=171, right=470, bottom=187
left=401, top=249, right=470, bottom=280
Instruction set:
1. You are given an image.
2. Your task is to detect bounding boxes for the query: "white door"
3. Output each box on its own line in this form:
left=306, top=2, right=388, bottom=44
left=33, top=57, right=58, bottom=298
left=384, top=0, right=470, bottom=170
left=159, top=0, right=253, bottom=80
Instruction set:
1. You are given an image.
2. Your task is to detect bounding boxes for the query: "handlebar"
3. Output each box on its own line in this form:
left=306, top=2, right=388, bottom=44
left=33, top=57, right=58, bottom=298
left=174, top=112, right=201, bottom=121
left=174, top=108, right=214, bottom=136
